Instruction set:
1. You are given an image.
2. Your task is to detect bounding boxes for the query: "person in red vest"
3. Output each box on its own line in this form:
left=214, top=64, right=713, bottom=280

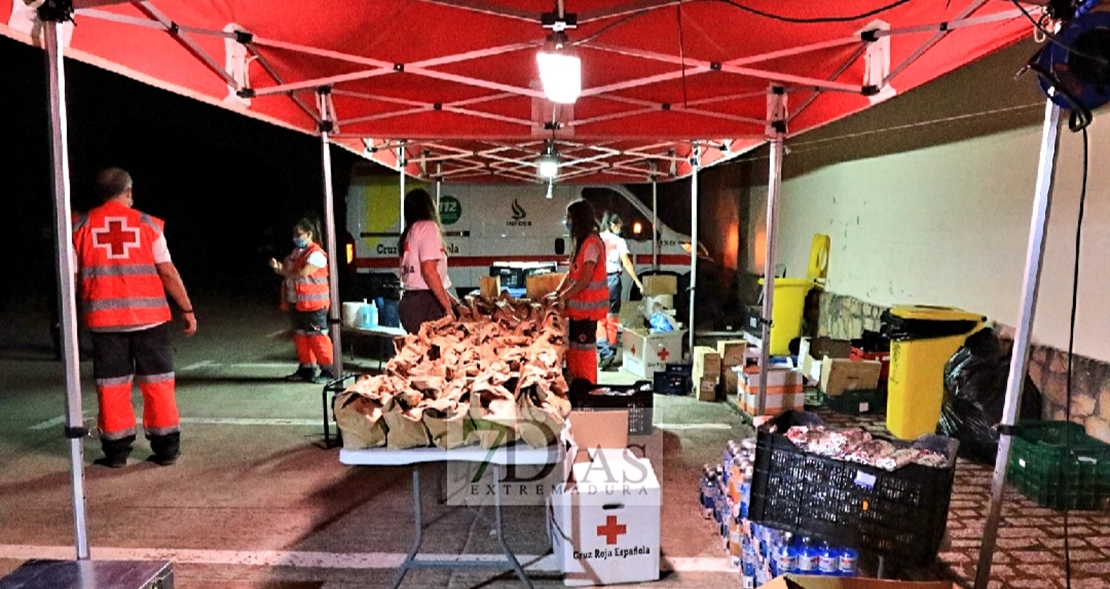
left=73, top=167, right=197, bottom=468
left=548, top=199, right=608, bottom=386
left=268, top=217, right=335, bottom=384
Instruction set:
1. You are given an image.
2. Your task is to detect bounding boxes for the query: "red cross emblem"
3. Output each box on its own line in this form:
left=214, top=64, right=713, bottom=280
left=657, top=347, right=670, bottom=362
left=629, top=344, right=637, bottom=356
left=92, top=217, right=141, bottom=259
left=597, top=515, right=627, bottom=545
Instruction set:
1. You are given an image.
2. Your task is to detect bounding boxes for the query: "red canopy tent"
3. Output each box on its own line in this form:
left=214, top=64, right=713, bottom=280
left=5, top=0, right=1029, bottom=182
left=3, top=2, right=1039, bottom=584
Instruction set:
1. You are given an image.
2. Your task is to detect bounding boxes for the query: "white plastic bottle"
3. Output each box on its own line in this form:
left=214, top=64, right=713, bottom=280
left=362, top=299, right=378, bottom=328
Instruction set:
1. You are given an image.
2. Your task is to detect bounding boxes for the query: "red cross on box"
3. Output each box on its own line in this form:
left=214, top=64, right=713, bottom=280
left=657, top=347, right=670, bottom=362
left=92, top=217, right=141, bottom=259
left=629, top=344, right=637, bottom=356
left=596, top=515, right=627, bottom=545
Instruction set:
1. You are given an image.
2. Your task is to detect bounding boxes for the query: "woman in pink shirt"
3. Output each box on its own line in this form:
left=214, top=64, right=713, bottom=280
left=397, top=189, right=457, bottom=333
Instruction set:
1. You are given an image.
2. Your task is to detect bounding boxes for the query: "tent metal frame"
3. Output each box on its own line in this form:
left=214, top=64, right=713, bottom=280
left=53, top=0, right=1026, bottom=183
left=30, top=5, right=1052, bottom=585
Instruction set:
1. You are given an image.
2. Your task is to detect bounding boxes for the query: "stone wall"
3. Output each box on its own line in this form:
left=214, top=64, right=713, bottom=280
left=817, top=291, right=1110, bottom=444
left=817, top=290, right=887, bottom=340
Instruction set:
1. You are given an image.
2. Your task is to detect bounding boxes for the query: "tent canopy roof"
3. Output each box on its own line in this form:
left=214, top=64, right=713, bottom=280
left=4, top=0, right=1031, bottom=183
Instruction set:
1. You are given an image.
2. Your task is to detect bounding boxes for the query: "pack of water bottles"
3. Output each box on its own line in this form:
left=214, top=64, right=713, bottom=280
left=698, top=437, right=858, bottom=588
left=740, top=524, right=858, bottom=587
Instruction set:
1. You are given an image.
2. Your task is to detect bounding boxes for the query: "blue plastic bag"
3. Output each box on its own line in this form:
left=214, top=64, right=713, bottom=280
left=649, top=312, right=674, bottom=333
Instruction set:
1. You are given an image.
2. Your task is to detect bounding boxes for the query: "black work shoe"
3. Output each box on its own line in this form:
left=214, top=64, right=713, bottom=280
left=284, top=366, right=316, bottom=382
left=149, top=453, right=179, bottom=466
left=94, top=455, right=127, bottom=469
left=314, top=369, right=337, bottom=384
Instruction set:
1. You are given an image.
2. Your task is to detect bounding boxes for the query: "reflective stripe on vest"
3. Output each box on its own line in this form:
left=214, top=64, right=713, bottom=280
left=290, top=243, right=330, bottom=311
left=566, top=233, right=608, bottom=321
left=74, top=202, right=171, bottom=329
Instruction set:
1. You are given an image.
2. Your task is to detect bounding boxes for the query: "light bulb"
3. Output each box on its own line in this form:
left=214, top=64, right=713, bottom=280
left=537, top=51, right=581, bottom=104
left=537, top=154, right=559, bottom=179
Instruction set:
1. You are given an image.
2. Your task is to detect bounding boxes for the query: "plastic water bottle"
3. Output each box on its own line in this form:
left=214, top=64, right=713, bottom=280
left=797, top=537, right=820, bottom=574
left=700, top=466, right=715, bottom=519
left=360, top=299, right=378, bottom=328
left=740, top=538, right=757, bottom=588
left=739, top=469, right=752, bottom=520
left=818, top=543, right=840, bottom=576
left=838, top=547, right=858, bottom=577
left=775, top=534, right=797, bottom=575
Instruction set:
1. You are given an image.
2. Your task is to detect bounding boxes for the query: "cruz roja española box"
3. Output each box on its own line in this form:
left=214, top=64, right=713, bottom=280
left=550, top=448, right=661, bottom=586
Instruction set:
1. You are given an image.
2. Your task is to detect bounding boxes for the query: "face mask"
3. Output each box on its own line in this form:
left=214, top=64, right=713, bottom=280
left=293, top=237, right=309, bottom=248
left=563, top=219, right=572, bottom=232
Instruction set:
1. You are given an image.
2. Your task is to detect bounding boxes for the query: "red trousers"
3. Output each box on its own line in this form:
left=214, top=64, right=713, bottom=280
left=91, top=323, right=179, bottom=441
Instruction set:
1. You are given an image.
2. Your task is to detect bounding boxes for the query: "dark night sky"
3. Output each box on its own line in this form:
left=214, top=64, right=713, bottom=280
left=1, top=35, right=358, bottom=294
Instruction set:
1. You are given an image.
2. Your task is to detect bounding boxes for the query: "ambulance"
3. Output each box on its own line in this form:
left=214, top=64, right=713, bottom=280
left=341, top=168, right=702, bottom=299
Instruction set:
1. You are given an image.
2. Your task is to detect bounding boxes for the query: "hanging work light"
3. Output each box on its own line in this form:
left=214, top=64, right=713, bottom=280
left=537, top=6, right=580, bottom=104
left=537, top=142, right=560, bottom=179
left=537, top=32, right=581, bottom=104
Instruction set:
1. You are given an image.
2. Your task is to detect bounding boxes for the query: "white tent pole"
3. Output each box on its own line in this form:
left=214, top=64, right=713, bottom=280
left=651, top=163, right=659, bottom=271
left=435, top=163, right=442, bottom=210
left=43, top=14, right=90, bottom=559
left=317, top=89, right=343, bottom=376
left=398, top=146, right=407, bottom=230
left=688, top=145, right=700, bottom=354
left=758, top=86, right=787, bottom=416
left=974, top=98, right=1062, bottom=589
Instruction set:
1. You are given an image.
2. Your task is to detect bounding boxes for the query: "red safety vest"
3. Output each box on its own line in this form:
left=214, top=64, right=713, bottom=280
left=281, top=243, right=330, bottom=311
left=73, top=201, right=172, bottom=330
left=566, top=233, right=608, bottom=321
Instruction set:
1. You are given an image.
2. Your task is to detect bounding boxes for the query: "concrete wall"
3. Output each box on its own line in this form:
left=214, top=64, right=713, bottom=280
left=773, top=117, right=1110, bottom=362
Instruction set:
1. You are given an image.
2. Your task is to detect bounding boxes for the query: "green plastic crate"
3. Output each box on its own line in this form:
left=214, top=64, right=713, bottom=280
left=1007, top=421, right=1110, bottom=511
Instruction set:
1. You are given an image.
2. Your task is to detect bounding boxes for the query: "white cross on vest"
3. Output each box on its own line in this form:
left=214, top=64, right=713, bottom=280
left=92, top=216, right=141, bottom=259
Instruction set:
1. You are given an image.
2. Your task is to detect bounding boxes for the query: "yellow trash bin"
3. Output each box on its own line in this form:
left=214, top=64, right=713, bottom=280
left=885, top=305, right=986, bottom=439
left=758, top=277, right=815, bottom=356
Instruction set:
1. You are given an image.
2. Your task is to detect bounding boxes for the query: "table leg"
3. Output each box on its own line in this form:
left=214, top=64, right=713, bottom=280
left=321, top=385, right=331, bottom=447
left=390, top=469, right=423, bottom=589
left=493, top=465, right=535, bottom=589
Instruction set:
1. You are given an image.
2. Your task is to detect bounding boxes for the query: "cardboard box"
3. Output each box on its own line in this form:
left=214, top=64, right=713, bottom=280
left=693, top=346, right=722, bottom=378
left=740, top=366, right=804, bottom=415
left=570, top=383, right=653, bottom=436
left=722, top=366, right=740, bottom=395
left=717, top=339, right=748, bottom=367
left=551, top=449, right=661, bottom=586
left=619, top=301, right=644, bottom=329
left=819, top=358, right=882, bottom=397
left=622, top=328, right=685, bottom=379
left=799, top=336, right=853, bottom=383
left=642, top=274, right=677, bottom=296
left=757, top=575, right=958, bottom=589
left=696, top=376, right=718, bottom=402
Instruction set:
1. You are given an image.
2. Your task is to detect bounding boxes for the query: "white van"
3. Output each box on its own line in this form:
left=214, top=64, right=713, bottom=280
left=342, top=168, right=700, bottom=298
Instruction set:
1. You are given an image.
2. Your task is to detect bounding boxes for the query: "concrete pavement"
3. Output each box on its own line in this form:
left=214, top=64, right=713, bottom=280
left=0, top=285, right=752, bottom=589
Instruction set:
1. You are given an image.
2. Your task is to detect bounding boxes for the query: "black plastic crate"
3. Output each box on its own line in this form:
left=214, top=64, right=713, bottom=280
left=748, top=410, right=959, bottom=565
left=570, top=380, right=654, bottom=435
left=653, top=363, right=692, bottom=396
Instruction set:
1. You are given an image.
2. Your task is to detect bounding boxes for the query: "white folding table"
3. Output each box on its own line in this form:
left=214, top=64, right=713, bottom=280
left=339, top=441, right=562, bottom=589
left=343, top=324, right=407, bottom=370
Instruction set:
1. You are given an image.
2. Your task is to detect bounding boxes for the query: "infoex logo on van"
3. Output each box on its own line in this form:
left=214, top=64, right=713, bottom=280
left=507, top=199, right=532, bottom=227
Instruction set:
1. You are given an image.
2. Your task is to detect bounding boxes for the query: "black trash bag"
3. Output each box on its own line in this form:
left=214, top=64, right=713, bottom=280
left=937, top=329, right=1043, bottom=463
